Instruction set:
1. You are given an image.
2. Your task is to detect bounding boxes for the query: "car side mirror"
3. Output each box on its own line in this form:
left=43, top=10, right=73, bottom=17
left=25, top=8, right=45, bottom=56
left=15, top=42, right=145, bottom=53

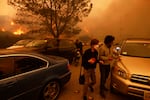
left=115, top=46, right=121, bottom=55
left=116, top=47, right=121, bottom=52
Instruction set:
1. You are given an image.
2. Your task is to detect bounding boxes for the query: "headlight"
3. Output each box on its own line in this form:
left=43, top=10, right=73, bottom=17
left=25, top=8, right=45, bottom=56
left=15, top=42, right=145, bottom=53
left=114, top=66, right=128, bottom=79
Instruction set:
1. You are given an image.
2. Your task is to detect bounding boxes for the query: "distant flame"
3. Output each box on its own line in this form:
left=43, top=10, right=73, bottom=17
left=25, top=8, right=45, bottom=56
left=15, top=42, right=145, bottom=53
left=13, top=28, right=24, bottom=35
left=1, top=28, right=5, bottom=32
left=11, top=21, right=14, bottom=26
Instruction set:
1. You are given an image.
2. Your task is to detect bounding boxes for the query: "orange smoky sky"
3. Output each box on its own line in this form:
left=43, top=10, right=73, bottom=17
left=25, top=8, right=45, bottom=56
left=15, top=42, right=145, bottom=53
left=0, top=0, right=150, bottom=41
left=0, top=0, right=16, bottom=16
left=79, top=0, right=150, bottom=41
left=0, top=0, right=111, bottom=17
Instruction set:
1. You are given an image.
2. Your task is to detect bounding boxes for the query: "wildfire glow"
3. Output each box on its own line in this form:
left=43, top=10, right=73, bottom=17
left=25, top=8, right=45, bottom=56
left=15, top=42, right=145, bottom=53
left=83, top=26, right=89, bottom=33
left=13, top=28, right=24, bottom=35
left=11, top=21, right=14, bottom=26
left=1, top=28, right=5, bottom=32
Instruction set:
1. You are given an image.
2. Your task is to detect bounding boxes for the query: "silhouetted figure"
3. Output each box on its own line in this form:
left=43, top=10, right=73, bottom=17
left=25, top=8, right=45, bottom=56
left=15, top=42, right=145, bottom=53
left=75, top=39, right=83, bottom=55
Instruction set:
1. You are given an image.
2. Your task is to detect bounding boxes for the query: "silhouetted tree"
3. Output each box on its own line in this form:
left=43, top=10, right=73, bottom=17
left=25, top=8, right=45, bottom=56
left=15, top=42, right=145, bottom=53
left=8, top=0, right=92, bottom=39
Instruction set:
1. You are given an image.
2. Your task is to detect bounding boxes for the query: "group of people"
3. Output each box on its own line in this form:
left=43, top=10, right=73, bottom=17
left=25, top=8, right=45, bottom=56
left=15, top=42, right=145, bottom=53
left=80, top=35, right=120, bottom=100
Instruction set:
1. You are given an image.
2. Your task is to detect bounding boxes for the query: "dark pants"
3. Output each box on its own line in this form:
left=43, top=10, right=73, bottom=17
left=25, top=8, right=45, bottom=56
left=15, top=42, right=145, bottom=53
left=100, top=64, right=110, bottom=92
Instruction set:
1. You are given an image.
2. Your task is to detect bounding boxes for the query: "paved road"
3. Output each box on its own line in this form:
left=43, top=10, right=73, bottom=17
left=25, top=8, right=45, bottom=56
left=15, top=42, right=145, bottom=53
left=58, top=60, right=142, bottom=100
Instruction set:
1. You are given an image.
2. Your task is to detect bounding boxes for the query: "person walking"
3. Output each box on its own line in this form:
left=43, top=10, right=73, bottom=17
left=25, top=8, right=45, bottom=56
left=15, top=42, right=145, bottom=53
left=82, top=39, right=99, bottom=100
left=99, top=35, right=116, bottom=98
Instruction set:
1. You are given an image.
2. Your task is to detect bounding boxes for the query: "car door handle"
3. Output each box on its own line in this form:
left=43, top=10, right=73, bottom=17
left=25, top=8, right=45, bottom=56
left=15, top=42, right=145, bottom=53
left=6, top=81, right=16, bottom=86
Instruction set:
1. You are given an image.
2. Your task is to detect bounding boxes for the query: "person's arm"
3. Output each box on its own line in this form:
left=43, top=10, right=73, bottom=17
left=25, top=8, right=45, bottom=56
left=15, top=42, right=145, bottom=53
left=99, top=47, right=109, bottom=61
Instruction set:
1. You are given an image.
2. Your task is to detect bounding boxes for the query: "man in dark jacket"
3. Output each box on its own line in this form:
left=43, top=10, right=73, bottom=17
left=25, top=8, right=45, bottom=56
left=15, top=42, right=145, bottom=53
left=82, top=39, right=99, bottom=100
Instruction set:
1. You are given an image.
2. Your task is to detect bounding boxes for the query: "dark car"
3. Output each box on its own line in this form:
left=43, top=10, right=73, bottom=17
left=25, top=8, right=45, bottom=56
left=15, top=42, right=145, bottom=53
left=7, top=39, right=76, bottom=63
left=0, top=51, right=71, bottom=100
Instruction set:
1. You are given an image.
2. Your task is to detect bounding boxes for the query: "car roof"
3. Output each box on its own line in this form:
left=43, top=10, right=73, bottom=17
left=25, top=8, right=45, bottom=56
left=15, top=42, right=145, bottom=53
left=0, top=49, right=45, bottom=57
left=125, top=39, right=150, bottom=43
left=0, top=49, right=66, bottom=61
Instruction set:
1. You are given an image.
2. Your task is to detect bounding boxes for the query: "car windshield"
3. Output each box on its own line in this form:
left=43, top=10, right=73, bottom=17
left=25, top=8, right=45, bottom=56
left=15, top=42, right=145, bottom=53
left=26, top=40, right=47, bottom=47
left=59, top=40, right=75, bottom=48
left=14, top=39, right=32, bottom=46
left=121, top=42, right=150, bottom=58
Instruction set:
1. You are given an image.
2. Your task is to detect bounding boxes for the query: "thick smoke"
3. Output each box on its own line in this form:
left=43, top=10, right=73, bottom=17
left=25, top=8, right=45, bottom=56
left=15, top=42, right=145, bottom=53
left=79, top=0, right=150, bottom=42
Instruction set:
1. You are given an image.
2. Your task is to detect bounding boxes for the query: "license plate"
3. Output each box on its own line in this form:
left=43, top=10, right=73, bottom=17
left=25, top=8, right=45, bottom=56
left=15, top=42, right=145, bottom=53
left=144, top=91, right=150, bottom=100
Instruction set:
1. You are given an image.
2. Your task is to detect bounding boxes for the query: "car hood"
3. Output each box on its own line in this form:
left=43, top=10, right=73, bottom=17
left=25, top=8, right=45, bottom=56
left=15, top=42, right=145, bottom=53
left=47, top=55, right=68, bottom=61
left=119, top=56, right=150, bottom=76
left=6, top=47, right=43, bottom=53
left=6, top=45, right=24, bottom=49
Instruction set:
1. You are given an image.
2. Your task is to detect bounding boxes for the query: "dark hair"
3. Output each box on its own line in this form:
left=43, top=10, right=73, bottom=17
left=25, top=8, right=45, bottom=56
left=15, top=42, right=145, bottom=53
left=104, top=35, right=115, bottom=44
left=90, top=39, right=99, bottom=46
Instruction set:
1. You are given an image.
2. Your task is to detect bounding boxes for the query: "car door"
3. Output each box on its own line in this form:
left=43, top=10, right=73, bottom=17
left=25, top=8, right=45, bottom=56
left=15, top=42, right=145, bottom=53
left=12, top=55, right=48, bottom=99
left=45, top=39, right=59, bottom=55
left=59, top=40, right=73, bottom=55
left=0, top=57, right=20, bottom=100
left=59, top=40, right=76, bottom=62
left=0, top=77, right=20, bottom=100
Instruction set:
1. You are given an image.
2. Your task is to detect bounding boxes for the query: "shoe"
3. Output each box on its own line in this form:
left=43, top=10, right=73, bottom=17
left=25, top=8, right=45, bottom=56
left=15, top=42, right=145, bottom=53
left=89, top=86, right=94, bottom=92
left=83, top=96, right=87, bottom=100
left=88, top=96, right=94, bottom=100
left=100, top=91, right=106, bottom=98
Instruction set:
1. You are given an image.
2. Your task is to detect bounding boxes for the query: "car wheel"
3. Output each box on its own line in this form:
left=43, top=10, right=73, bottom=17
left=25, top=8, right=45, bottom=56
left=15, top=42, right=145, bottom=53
left=110, top=82, right=118, bottom=94
left=110, top=83, right=115, bottom=93
left=42, top=80, right=61, bottom=100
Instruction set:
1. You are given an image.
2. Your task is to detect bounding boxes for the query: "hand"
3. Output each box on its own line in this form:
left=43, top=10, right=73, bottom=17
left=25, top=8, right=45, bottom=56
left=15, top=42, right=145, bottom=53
left=99, top=60, right=104, bottom=64
left=88, top=58, right=96, bottom=64
left=117, top=56, right=121, bottom=61
left=108, top=57, right=113, bottom=61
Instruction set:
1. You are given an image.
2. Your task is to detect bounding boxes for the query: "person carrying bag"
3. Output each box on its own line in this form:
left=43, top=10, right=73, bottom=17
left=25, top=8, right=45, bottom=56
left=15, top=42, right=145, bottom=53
left=81, top=39, right=99, bottom=100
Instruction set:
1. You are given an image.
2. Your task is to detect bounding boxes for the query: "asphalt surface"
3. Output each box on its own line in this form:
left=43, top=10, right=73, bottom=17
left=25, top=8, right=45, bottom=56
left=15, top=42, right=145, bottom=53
left=58, top=60, right=142, bottom=100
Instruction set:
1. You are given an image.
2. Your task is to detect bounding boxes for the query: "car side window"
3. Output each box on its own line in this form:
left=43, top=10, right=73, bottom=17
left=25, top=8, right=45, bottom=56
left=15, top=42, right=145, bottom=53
left=59, top=40, right=74, bottom=48
left=0, top=57, right=15, bottom=79
left=15, top=56, right=47, bottom=73
left=47, top=40, right=57, bottom=48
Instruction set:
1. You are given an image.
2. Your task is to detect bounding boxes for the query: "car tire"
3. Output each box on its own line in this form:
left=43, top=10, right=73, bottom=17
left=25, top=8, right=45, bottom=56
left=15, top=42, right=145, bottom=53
left=110, top=84, right=115, bottom=93
left=41, top=80, right=61, bottom=100
left=110, top=83, right=119, bottom=94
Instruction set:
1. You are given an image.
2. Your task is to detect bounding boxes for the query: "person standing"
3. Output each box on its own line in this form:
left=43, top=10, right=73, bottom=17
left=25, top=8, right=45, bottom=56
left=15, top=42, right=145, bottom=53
left=75, top=39, right=83, bottom=55
left=99, top=35, right=115, bottom=98
left=82, top=39, right=99, bottom=100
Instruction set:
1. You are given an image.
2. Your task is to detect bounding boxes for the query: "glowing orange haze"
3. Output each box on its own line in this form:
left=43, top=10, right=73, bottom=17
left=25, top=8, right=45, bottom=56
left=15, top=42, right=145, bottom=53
left=0, top=0, right=150, bottom=41
left=0, top=1, right=16, bottom=17
left=0, top=0, right=111, bottom=16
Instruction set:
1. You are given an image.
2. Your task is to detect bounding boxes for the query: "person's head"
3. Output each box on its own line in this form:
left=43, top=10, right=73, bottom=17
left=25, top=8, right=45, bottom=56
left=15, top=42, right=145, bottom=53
left=104, top=35, right=115, bottom=48
left=90, top=39, right=99, bottom=49
left=76, top=39, right=79, bottom=42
